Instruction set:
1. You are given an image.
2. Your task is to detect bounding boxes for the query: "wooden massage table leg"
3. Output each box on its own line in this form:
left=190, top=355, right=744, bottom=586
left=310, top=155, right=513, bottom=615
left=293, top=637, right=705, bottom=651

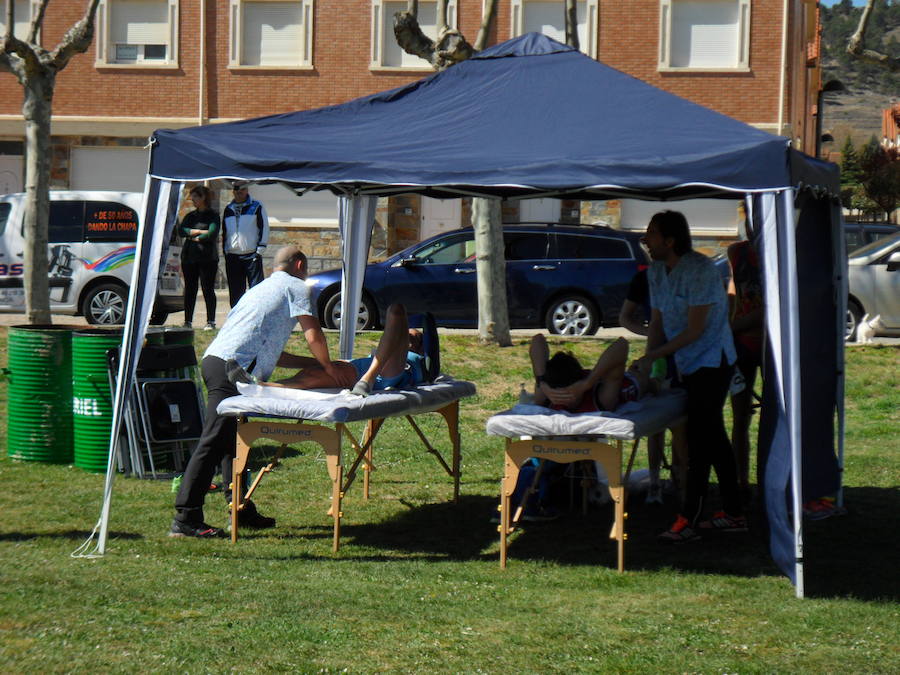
left=230, top=419, right=343, bottom=549
left=500, top=438, right=630, bottom=572
left=361, top=418, right=383, bottom=500
left=499, top=438, right=522, bottom=569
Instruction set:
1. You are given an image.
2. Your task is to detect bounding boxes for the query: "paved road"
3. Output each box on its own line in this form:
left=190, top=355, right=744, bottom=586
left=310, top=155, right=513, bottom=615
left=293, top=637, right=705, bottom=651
left=0, top=289, right=896, bottom=345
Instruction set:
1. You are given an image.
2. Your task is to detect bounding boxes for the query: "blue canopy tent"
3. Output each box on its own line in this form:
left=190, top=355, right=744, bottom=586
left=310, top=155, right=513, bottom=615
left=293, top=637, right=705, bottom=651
left=82, top=34, right=844, bottom=596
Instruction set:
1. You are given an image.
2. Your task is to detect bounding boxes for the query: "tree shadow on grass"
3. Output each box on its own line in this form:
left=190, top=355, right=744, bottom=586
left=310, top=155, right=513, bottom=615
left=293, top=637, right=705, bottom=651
left=0, top=530, right=141, bottom=542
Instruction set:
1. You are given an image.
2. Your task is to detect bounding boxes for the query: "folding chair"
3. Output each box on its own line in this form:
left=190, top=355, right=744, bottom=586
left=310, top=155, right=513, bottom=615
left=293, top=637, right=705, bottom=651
left=107, top=344, right=205, bottom=478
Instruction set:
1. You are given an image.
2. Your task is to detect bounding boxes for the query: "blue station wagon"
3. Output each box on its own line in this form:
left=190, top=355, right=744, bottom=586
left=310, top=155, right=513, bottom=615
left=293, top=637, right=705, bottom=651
left=306, top=223, right=649, bottom=336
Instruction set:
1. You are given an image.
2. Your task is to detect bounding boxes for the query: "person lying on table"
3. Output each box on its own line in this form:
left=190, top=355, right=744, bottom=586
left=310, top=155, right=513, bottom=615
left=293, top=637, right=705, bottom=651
left=529, top=334, right=661, bottom=412
left=507, top=335, right=664, bottom=521
left=226, top=303, right=428, bottom=397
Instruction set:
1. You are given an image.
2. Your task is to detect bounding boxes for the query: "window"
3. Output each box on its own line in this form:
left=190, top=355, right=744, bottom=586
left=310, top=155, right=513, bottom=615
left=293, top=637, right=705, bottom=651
left=96, top=0, right=178, bottom=66
left=659, top=0, right=750, bottom=70
left=504, top=232, right=550, bottom=260
left=47, top=203, right=85, bottom=244
left=0, top=203, right=11, bottom=237
left=411, top=232, right=474, bottom=265
left=510, top=0, right=598, bottom=58
left=230, top=0, right=314, bottom=68
left=0, top=0, right=37, bottom=40
left=370, top=0, right=457, bottom=69
left=555, top=234, right=631, bottom=260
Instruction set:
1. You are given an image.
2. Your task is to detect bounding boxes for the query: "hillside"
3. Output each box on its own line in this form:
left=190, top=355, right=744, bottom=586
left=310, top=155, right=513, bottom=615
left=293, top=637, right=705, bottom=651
left=819, top=0, right=900, bottom=146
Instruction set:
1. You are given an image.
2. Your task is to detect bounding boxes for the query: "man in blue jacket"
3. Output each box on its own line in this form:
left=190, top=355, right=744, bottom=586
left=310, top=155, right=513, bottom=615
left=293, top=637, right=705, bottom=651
left=222, top=181, right=268, bottom=306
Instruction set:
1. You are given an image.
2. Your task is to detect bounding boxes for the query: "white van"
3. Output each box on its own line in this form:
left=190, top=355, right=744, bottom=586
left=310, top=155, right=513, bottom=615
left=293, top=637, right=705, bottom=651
left=0, top=191, right=183, bottom=324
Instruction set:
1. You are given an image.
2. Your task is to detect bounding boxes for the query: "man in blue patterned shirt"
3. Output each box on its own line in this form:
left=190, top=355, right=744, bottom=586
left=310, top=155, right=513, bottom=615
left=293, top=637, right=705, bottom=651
left=635, top=211, right=745, bottom=544
left=170, top=245, right=356, bottom=538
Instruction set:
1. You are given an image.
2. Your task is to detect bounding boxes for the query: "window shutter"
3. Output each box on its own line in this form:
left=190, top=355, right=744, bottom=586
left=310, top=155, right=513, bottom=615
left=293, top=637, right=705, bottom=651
left=110, top=0, right=168, bottom=45
left=243, top=1, right=302, bottom=66
left=670, top=0, right=739, bottom=68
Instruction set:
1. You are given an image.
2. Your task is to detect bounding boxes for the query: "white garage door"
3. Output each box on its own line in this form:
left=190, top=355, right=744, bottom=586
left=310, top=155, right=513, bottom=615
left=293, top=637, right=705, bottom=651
left=70, top=147, right=148, bottom=192
left=250, top=183, right=339, bottom=225
left=620, top=198, right=742, bottom=233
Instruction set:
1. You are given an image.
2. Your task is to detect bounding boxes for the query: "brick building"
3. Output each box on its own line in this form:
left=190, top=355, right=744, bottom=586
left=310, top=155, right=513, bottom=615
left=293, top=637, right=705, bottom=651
left=0, top=0, right=825, bottom=263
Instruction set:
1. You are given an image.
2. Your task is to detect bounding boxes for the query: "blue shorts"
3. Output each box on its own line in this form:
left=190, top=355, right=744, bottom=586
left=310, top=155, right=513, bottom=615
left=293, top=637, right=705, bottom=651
left=349, top=352, right=426, bottom=391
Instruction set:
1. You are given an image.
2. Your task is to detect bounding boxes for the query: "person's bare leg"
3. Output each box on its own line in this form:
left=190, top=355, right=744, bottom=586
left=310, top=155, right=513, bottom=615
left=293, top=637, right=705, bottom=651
left=270, top=361, right=357, bottom=389
left=730, top=365, right=756, bottom=496
left=529, top=334, right=550, bottom=404
left=589, top=338, right=629, bottom=411
left=349, top=303, right=411, bottom=396
left=669, top=423, right=689, bottom=503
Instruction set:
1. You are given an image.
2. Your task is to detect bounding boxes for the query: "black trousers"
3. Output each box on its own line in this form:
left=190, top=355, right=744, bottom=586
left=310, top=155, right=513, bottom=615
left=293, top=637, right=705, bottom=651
left=174, top=356, right=237, bottom=524
left=225, top=252, right=264, bottom=308
left=182, top=259, right=218, bottom=324
left=681, top=358, right=743, bottom=522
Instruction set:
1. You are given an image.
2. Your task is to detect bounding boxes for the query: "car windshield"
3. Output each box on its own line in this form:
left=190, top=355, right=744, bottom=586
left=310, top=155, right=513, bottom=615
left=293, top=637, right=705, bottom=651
left=848, top=232, right=900, bottom=260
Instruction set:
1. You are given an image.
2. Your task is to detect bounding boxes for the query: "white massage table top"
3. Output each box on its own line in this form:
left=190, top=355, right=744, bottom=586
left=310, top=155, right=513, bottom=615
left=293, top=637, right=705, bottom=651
left=486, top=388, right=687, bottom=441
left=217, top=376, right=477, bottom=423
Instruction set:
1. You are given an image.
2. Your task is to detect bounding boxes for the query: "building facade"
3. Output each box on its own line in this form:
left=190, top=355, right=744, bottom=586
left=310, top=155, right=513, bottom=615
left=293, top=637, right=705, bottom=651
left=0, top=0, right=825, bottom=262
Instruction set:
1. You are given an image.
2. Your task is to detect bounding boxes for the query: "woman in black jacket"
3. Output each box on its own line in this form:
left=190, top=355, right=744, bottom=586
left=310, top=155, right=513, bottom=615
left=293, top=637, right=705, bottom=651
left=179, top=185, right=220, bottom=330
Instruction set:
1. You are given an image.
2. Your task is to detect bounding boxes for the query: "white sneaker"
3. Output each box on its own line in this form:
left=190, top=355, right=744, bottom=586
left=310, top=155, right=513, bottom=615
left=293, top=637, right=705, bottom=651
left=204, top=321, right=215, bottom=331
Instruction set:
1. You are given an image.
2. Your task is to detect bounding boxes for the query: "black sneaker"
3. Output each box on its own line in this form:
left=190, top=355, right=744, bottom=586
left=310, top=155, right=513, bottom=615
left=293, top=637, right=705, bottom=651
left=169, top=519, right=224, bottom=538
left=236, top=502, right=276, bottom=529
left=225, top=358, right=258, bottom=385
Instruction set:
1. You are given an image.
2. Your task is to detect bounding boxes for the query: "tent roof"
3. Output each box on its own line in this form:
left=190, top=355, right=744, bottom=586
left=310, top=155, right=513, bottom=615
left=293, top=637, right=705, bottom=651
left=150, top=33, right=838, bottom=200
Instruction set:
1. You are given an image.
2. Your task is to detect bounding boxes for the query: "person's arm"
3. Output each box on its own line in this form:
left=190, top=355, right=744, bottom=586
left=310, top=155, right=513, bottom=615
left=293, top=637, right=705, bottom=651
left=642, top=303, right=711, bottom=363
left=178, top=213, right=193, bottom=239
left=619, top=298, right=648, bottom=337
left=276, top=352, right=321, bottom=370
left=256, top=203, right=269, bottom=256
left=194, top=213, right=220, bottom=241
left=297, top=314, right=357, bottom=388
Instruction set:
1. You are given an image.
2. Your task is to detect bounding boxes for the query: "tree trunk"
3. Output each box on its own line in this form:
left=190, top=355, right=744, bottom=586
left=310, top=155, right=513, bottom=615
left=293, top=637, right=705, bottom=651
left=22, top=80, right=53, bottom=325
left=847, top=0, right=900, bottom=72
left=565, top=0, right=580, bottom=50
left=472, top=197, right=511, bottom=346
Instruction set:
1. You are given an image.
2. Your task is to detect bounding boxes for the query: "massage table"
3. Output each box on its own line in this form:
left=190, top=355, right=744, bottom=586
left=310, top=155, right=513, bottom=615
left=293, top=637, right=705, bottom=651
left=218, top=377, right=477, bottom=548
left=486, top=388, right=687, bottom=572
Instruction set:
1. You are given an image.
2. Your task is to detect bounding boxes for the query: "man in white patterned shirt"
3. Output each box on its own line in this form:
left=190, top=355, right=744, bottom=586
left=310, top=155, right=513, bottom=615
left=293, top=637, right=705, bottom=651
left=170, top=246, right=356, bottom=538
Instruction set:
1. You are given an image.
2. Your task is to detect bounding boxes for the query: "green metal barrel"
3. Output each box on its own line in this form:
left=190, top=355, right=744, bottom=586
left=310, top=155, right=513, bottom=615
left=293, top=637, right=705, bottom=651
left=72, top=328, right=122, bottom=473
left=163, top=326, right=194, bottom=345
left=145, top=326, right=167, bottom=345
left=7, top=325, right=75, bottom=463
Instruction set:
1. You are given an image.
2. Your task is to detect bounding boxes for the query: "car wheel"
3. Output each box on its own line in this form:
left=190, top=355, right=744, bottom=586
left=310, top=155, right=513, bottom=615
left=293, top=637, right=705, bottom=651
left=324, top=292, right=377, bottom=331
left=845, top=299, right=863, bottom=342
left=545, top=295, right=599, bottom=336
left=82, top=283, right=128, bottom=325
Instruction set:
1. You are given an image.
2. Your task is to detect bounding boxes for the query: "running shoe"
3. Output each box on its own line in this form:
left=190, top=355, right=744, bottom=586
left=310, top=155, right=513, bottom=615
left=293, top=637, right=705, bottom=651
left=169, top=519, right=224, bottom=538
left=658, top=514, right=700, bottom=543
left=697, top=511, right=748, bottom=532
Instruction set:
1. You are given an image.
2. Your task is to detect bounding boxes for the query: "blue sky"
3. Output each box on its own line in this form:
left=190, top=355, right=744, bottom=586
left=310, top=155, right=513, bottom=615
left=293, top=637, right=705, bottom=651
left=819, top=0, right=871, bottom=6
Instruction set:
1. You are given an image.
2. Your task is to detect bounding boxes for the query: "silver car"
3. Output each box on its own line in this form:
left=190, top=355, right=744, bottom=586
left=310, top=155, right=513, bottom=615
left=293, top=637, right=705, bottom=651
left=847, top=233, right=900, bottom=339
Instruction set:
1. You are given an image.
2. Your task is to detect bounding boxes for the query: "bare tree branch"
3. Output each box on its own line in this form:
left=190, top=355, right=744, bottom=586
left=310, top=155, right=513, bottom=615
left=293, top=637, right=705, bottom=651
left=49, top=0, right=101, bottom=69
left=436, top=0, right=447, bottom=34
left=565, top=0, right=580, bottom=50
left=28, top=0, right=49, bottom=45
left=474, top=0, right=499, bottom=51
left=847, top=0, right=900, bottom=72
left=394, top=1, right=473, bottom=71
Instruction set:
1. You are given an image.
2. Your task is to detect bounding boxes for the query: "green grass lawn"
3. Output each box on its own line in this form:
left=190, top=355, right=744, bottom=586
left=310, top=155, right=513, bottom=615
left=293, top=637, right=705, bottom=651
left=1, top=328, right=897, bottom=673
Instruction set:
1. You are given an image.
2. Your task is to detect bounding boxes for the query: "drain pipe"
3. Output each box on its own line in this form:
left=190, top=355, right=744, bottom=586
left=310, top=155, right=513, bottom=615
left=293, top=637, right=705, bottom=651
left=777, top=0, right=789, bottom=138
left=198, top=0, right=207, bottom=126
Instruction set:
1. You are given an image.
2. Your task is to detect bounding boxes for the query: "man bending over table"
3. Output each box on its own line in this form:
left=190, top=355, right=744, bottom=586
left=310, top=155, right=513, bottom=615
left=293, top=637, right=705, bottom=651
left=169, top=245, right=356, bottom=539
left=227, top=303, right=429, bottom=397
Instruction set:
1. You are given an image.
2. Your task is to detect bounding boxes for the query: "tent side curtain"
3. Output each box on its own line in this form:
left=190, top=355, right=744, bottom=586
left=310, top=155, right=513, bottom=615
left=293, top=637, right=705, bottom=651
left=95, top=177, right=182, bottom=555
left=337, top=195, right=377, bottom=359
